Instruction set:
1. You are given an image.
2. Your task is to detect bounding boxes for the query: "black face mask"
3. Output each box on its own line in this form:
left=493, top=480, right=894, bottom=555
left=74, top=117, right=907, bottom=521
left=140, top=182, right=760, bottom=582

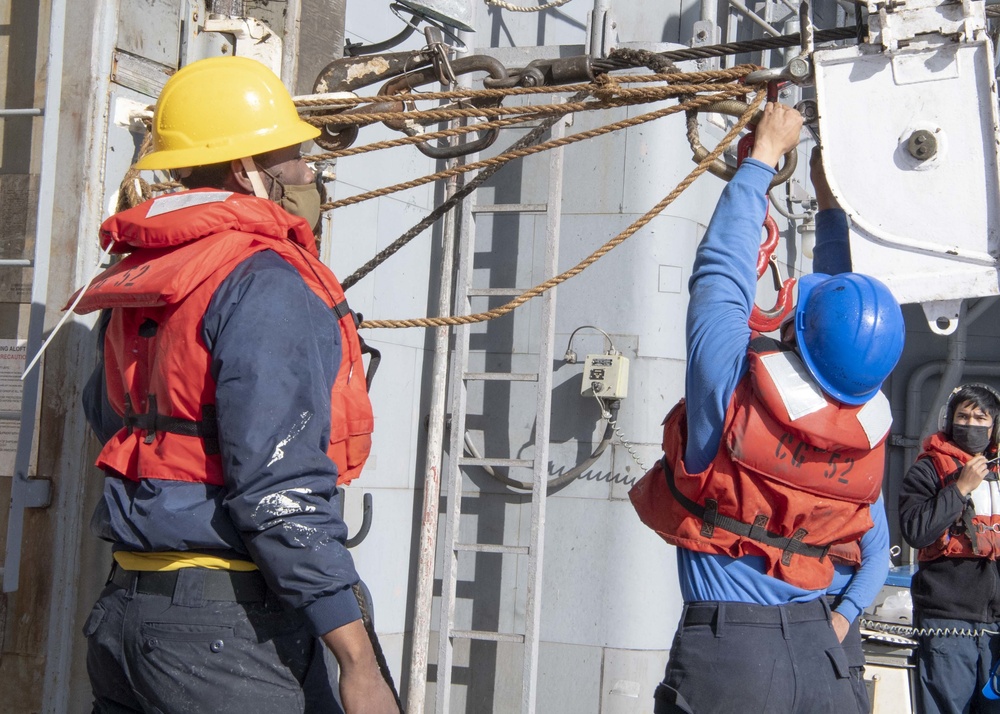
left=952, top=424, right=992, bottom=455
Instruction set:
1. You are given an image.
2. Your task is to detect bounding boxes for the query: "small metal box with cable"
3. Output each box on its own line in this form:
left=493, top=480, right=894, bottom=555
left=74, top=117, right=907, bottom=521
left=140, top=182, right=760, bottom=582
left=580, top=353, right=629, bottom=399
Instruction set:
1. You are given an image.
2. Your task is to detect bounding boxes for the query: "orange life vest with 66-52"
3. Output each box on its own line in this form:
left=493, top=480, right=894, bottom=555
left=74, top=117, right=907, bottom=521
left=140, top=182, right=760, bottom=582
left=629, top=336, right=890, bottom=590
left=73, top=189, right=374, bottom=486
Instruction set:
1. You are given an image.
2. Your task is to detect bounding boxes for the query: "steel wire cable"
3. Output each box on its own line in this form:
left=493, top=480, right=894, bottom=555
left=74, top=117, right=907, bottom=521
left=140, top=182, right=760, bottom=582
left=592, top=26, right=858, bottom=72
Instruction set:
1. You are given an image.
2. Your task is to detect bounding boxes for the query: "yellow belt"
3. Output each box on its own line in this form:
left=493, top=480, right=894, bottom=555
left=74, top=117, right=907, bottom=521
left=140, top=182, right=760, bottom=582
left=113, top=551, right=258, bottom=572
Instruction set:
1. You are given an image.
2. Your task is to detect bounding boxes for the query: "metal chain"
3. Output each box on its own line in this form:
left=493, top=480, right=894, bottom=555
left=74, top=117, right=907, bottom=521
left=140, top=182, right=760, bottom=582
left=485, top=0, right=574, bottom=11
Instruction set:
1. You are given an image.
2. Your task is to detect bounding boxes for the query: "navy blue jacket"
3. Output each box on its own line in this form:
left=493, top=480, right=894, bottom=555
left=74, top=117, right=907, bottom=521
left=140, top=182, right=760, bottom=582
left=84, top=250, right=361, bottom=636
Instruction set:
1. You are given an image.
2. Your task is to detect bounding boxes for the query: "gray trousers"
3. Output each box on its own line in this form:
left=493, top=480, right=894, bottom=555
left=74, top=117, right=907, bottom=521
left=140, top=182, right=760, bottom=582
left=653, top=599, right=861, bottom=714
left=916, top=616, right=1000, bottom=714
left=85, top=568, right=342, bottom=714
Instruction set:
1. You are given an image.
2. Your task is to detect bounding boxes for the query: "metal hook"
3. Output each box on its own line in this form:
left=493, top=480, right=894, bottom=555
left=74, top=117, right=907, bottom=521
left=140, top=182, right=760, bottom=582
left=749, top=214, right=797, bottom=332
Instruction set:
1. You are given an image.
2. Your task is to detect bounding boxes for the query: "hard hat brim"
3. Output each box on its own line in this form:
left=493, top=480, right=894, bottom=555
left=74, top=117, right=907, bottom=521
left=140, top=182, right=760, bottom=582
left=135, top=121, right=320, bottom=171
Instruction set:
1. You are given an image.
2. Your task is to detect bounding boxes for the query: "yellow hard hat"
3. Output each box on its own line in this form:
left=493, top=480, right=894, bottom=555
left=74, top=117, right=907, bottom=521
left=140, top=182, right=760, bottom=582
left=136, top=56, right=320, bottom=170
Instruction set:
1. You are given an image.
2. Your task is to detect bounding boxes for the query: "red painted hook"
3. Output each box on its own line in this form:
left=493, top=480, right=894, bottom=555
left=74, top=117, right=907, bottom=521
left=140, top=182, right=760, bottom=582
left=749, top=213, right=796, bottom=332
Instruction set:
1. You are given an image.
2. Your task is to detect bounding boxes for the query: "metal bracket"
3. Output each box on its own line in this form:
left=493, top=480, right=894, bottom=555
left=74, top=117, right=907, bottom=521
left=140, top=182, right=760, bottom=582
left=692, top=20, right=721, bottom=70
left=587, top=7, right=616, bottom=59
left=21, top=477, right=52, bottom=509
left=867, top=0, right=987, bottom=52
left=201, top=15, right=282, bottom=75
left=921, top=299, right=963, bottom=335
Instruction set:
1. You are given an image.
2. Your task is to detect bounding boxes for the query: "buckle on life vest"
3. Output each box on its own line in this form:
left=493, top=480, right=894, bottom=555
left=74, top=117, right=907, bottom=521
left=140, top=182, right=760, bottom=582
left=701, top=499, right=718, bottom=538
left=123, top=394, right=220, bottom=454
left=781, top=528, right=809, bottom=566
left=748, top=514, right=770, bottom=544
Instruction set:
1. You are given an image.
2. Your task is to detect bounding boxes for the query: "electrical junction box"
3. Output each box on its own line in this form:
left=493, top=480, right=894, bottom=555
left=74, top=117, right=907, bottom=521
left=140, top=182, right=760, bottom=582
left=580, top=353, right=629, bottom=399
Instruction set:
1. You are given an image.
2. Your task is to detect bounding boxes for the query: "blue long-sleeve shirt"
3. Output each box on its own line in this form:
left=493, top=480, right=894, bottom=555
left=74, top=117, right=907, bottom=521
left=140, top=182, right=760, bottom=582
left=828, top=494, right=889, bottom=622
left=680, top=160, right=888, bottom=620
left=85, top=250, right=361, bottom=636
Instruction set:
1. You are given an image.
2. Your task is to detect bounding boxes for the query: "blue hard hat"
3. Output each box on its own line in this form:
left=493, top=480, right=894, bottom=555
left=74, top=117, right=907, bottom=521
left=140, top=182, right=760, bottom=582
left=794, top=273, right=906, bottom=406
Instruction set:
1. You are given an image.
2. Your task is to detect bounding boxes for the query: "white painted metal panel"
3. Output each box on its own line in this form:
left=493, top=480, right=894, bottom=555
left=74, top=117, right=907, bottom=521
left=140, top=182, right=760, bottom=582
left=815, top=39, right=1000, bottom=323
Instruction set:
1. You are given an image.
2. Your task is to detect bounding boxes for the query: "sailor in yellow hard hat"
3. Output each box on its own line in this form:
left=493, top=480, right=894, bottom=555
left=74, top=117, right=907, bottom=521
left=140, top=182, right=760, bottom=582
left=77, top=56, right=397, bottom=714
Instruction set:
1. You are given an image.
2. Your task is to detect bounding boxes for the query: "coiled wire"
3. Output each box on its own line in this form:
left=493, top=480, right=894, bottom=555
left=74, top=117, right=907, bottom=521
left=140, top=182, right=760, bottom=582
left=861, top=618, right=999, bottom=639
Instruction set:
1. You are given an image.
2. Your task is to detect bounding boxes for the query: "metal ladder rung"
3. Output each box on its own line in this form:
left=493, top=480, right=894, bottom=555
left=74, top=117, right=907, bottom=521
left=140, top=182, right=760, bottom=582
left=0, top=259, right=33, bottom=267
left=434, top=110, right=568, bottom=714
left=467, top=288, right=529, bottom=297
left=464, top=372, right=537, bottom=382
left=0, top=411, right=20, bottom=421
left=459, top=457, right=533, bottom=468
left=454, top=543, right=529, bottom=555
left=451, top=630, right=525, bottom=643
left=472, top=203, right=547, bottom=214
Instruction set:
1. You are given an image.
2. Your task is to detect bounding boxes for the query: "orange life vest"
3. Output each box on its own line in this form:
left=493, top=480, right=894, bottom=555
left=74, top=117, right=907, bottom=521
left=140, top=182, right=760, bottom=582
left=73, top=189, right=374, bottom=486
left=629, top=337, right=889, bottom=589
left=917, top=432, right=1000, bottom=561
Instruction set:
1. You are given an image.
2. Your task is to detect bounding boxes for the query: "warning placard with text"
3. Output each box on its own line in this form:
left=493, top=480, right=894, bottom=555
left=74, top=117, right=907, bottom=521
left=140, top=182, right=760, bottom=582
left=0, top=340, right=27, bottom=475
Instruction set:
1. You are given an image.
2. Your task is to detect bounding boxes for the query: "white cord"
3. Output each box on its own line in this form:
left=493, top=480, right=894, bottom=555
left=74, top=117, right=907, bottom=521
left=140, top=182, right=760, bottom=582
left=485, top=0, right=574, bottom=12
left=21, top=242, right=114, bottom=380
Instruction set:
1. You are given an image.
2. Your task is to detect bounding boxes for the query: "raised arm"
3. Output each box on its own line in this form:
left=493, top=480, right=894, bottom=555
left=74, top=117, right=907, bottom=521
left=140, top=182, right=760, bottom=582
left=685, top=103, right=803, bottom=472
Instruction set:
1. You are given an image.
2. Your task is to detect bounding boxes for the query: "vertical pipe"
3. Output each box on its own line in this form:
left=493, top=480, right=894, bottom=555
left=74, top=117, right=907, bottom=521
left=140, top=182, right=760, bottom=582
left=589, top=0, right=612, bottom=59
left=408, top=12, right=477, bottom=706
left=40, top=2, right=119, bottom=709
left=701, top=0, right=717, bottom=26
left=919, top=301, right=968, bottom=440
left=3, top=0, right=67, bottom=594
left=407, top=165, right=459, bottom=714
left=280, top=0, right=303, bottom=87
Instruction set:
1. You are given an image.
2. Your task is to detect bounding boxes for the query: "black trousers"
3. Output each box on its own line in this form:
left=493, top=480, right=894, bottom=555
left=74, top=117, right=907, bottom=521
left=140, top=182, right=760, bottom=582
left=653, top=599, right=861, bottom=714
left=85, top=567, right=342, bottom=714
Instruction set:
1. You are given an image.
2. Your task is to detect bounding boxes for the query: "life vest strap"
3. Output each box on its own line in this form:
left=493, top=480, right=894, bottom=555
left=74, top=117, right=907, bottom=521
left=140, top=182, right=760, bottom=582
left=663, top=457, right=830, bottom=564
left=351, top=310, right=381, bottom=391
left=961, top=504, right=980, bottom=553
left=124, top=394, right=220, bottom=455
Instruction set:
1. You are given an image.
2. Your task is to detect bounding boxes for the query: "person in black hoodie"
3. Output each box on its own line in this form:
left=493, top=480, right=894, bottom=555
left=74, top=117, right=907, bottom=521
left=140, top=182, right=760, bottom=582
left=900, top=383, right=1000, bottom=714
